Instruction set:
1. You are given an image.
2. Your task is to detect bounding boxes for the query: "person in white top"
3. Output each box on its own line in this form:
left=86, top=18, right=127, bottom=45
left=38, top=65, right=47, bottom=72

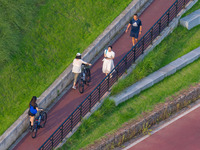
left=72, top=53, right=91, bottom=89
left=102, top=46, right=115, bottom=76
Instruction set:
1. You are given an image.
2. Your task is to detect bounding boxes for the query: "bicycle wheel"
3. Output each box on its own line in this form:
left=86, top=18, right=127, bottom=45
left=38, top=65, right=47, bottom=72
left=32, top=123, right=38, bottom=138
left=85, top=68, right=91, bottom=83
left=40, top=111, right=47, bottom=128
left=78, top=78, right=84, bottom=94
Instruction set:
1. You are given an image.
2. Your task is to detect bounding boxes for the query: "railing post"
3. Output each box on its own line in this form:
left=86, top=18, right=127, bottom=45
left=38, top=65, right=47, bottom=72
left=125, top=56, right=127, bottom=69
left=167, top=11, right=170, bottom=26
left=158, top=20, right=161, bottom=34
left=175, top=1, right=178, bottom=16
left=89, top=95, right=92, bottom=111
left=150, top=28, right=153, bottom=44
left=183, top=0, right=186, bottom=8
left=133, top=47, right=136, bottom=62
left=98, top=85, right=101, bottom=101
left=142, top=38, right=144, bottom=54
left=79, top=105, right=82, bottom=118
left=116, top=66, right=119, bottom=80
left=70, top=115, right=73, bottom=132
left=60, top=125, right=63, bottom=141
left=51, top=136, right=54, bottom=148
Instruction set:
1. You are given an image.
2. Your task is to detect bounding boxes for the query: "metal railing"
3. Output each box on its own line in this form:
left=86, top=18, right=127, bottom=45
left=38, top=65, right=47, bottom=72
left=39, top=0, right=191, bottom=149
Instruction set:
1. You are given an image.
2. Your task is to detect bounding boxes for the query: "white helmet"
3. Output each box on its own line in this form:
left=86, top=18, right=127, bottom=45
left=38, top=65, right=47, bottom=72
left=76, top=53, right=81, bottom=56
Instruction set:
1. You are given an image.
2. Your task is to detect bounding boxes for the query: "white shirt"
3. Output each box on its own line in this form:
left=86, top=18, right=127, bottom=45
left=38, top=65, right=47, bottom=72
left=72, top=59, right=87, bottom=73
left=105, top=50, right=115, bottom=58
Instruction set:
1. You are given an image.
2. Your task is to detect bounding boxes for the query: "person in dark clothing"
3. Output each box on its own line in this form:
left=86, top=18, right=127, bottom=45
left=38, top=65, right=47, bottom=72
left=28, top=96, right=43, bottom=130
left=126, top=14, right=142, bottom=46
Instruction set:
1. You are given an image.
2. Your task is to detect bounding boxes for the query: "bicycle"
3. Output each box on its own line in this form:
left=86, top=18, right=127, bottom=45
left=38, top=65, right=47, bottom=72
left=78, top=64, right=91, bottom=94
left=31, top=110, right=47, bottom=138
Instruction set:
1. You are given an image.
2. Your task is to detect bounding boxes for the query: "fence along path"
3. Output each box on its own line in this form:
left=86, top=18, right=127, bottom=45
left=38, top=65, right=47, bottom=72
left=13, top=0, right=190, bottom=149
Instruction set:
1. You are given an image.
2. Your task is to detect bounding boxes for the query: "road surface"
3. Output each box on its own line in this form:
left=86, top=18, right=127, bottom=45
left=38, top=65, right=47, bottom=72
left=124, top=102, right=200, bottom=150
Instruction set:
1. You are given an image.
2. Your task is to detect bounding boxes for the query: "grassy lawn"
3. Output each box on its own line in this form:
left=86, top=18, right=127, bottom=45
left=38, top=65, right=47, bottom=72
left=0, top=0, right=42, bottom=134
left=59, top=45, right=200, bottom=150
left=0, top=0, right=133, bottom=135
left=0, top=0, right=40, bottom=67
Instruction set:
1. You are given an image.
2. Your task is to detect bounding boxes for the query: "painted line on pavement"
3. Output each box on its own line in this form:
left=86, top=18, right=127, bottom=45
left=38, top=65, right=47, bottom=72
left=123, top=100, right=200, bottom=150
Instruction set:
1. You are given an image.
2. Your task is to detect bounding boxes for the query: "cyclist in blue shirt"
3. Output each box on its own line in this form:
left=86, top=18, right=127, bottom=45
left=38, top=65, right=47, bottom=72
left=126, top=14, right=142, bottom=46
left=28, top=96, right=43, bottom=130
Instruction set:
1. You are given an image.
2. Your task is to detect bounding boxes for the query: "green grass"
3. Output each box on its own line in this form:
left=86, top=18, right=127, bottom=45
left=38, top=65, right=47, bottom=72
left=111, top=24, right=200, bottom=95
left=0, top=0, right=133, bottom=135
left=0, top=0, right=40, bottom=67
left=59, top=43, right=200, bottom=150
left=182, top=0, right=200, bottom=18
left=0, top=0, right=44, bottom=134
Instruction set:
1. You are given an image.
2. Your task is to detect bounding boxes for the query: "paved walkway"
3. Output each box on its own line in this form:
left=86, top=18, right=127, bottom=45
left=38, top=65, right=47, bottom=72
left=124, top=102, right=200, bottom=150
left=13, top=0, right=176, bottom=149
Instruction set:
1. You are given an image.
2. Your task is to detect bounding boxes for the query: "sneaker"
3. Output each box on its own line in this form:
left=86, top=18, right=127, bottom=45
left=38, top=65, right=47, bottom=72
left=72, top=86, right=76, bottom=90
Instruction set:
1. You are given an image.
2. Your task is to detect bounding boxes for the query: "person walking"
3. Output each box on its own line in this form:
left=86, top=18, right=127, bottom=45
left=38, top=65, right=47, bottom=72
left=102, top=46, right=115, bottom=77
left=72, top=53, right=91, bottom=90
left=28, top=96, right=43, bottom=130
left=126, top=14, right=142, bottom=46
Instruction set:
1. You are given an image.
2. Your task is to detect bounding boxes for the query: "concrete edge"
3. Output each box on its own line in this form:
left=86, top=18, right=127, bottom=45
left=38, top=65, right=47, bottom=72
left=180, top=9, right=200, bottom=30
left=110, top=0, right=198, bottom=106
left=0, top=0, right=153, bottom=150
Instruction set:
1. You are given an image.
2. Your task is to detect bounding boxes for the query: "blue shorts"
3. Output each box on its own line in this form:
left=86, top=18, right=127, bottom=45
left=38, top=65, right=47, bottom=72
left=130, top=32, right=139, bottom=39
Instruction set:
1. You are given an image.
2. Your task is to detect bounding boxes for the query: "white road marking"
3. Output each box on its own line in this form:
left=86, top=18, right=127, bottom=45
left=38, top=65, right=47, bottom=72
left=123, top=102, right=200, bottom=150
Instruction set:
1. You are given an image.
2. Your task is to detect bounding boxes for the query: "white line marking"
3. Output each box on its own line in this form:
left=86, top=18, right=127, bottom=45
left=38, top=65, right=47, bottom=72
left=123, top=102, right=200, bottom=150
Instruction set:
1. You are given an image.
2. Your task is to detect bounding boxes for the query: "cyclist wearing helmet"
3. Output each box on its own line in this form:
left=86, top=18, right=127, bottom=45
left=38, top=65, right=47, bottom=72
left=28, top=96, right=43, bottom=130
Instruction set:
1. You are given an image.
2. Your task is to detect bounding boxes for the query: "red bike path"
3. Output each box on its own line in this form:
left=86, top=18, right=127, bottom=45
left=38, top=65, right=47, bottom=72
left=126, top=105, right=200, bottom=150
left=13, top=0, right=176, bottom=149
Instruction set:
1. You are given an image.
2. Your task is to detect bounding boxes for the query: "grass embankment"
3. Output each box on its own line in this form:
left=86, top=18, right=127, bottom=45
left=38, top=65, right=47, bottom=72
left=0, top=0, right=132, bottom=135
left=60, top=2, right=200, bottom=148
left=60, top=27, right=200, bottom=150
